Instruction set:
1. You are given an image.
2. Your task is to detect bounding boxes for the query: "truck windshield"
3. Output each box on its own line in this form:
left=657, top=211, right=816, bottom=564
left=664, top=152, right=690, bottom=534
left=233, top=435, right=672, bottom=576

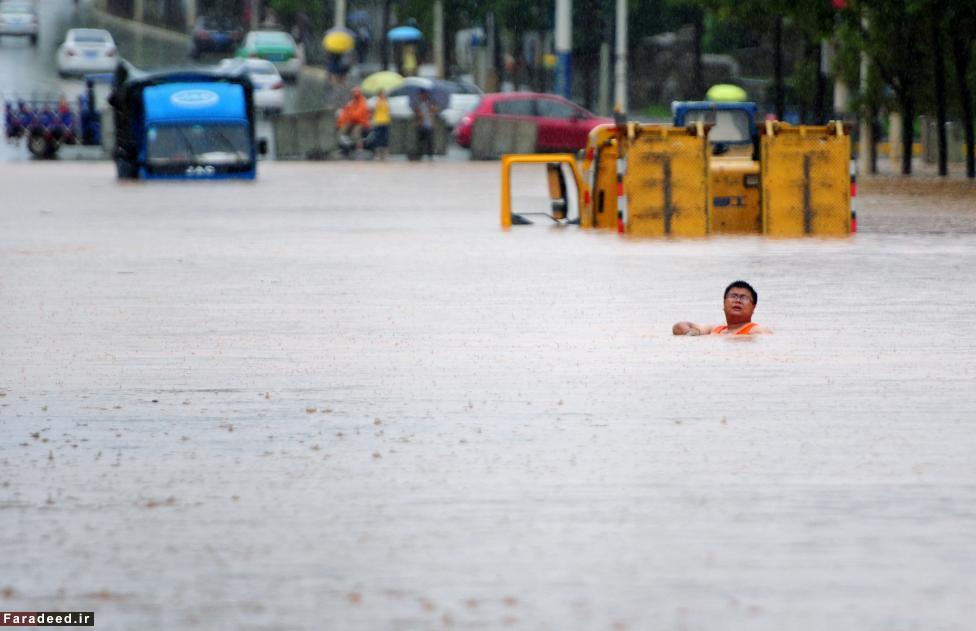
left=146, top=123, right=251, bottom=166
left=683, top=110, right=752, bottom=144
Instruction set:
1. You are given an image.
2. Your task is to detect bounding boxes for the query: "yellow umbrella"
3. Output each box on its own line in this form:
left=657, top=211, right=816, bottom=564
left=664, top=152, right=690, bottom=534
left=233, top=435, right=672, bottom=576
left=360, top=70, right=405, bottom=95
left=322, top=28, right=355, bottom=54
left=706, top=84, right=748, bottom=102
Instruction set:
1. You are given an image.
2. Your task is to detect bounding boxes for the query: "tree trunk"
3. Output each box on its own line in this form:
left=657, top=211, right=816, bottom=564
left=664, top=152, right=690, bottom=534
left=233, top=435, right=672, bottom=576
left=773, top=16, right=785, bottom=120
left=870, top=106, right=879, bottom=175
left=692, top=9, right=705, bottom=99
left=812, top=41, right=827, bottom=124
left=441, top=10, right=451, bottom=77
left=951, top=32, right=975, bottom=179
left=380, top=0, right=391, bottom=69
left=900, top=92, right=914, bottom=175
left=931, top=6, right=948, bottom=176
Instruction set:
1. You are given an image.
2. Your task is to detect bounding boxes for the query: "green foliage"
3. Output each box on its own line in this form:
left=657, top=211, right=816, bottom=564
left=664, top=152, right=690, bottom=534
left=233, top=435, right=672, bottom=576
left=642, top=103, right=673, bottom=119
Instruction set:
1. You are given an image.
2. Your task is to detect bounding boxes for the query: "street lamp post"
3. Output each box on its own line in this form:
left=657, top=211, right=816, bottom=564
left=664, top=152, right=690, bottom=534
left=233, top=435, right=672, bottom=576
left=555, top=0, right=572, bottom=100
left=614, top=0, right=627, bottom=113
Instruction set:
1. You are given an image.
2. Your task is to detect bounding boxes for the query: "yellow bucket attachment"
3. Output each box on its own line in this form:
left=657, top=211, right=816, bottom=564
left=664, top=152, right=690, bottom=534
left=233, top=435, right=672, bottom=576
left=761, top=121, right=851, bottom=236
left=625, top=124, right=711, bottom=237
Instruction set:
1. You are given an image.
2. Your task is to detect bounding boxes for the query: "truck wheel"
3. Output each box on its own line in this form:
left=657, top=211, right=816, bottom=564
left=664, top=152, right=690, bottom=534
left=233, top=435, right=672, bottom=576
left=116, top=159, right=138, bottom=179
left=27, top=134, right=50, bottom=158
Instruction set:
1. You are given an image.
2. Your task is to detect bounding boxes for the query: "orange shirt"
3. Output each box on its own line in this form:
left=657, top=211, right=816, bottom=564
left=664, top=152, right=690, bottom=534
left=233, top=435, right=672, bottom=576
left=711, top=322, right=760, bottom=335
left=337, top=96, right=370, bottom=129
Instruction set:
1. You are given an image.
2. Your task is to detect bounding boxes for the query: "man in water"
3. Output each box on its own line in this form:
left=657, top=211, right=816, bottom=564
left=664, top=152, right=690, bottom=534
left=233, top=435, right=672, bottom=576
left=672, top=280, right=770, bottom=336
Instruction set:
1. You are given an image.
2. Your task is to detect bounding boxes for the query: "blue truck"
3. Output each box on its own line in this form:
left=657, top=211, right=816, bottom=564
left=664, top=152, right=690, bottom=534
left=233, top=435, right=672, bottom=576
left=109, top=60, right=263, bottom=179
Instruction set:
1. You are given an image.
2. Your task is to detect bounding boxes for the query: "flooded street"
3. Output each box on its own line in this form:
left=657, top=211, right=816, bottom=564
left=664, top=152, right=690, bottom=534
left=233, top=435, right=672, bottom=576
left=1, top=162, right=975, bottom=630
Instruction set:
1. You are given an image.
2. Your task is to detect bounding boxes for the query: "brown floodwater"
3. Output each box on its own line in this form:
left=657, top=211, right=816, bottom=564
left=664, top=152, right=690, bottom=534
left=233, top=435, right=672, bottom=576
left=1, top=162, right=975, bottom=630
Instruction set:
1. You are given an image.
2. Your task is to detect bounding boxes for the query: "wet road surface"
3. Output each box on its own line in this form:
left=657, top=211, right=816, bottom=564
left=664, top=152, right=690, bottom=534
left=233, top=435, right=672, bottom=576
left=1, top=163, right=975, bottom=630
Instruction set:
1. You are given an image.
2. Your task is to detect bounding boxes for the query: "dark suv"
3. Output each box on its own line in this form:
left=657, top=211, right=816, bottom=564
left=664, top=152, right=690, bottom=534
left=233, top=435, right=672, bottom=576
left=190, top=15, right=243, bottom=58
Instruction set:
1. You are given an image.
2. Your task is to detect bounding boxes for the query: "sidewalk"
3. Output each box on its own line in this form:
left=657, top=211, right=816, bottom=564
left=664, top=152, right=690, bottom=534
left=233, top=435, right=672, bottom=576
left=861, top=155, right=976, bottom=194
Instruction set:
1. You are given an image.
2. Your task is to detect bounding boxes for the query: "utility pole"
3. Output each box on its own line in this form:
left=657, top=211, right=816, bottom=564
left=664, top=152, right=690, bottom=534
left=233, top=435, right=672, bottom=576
left=614, top=0, right=627, bottom=112
left=250, top=0, right=259, bottom=30
left=555, top=0, right=572, bottom=100
left=334, top=0, right=346, bottom=29
left=598, top=33, right=610, bottom=115
left=184, top=0, right=196, bottom=31
left=433, top=0, right=444, bottom=78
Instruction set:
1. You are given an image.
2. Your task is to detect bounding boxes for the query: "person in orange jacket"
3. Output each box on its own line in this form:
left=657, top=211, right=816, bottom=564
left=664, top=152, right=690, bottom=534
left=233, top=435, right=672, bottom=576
left=336, top=87, right=371, bottom=156
left=672, top=280, right=771, bottom=336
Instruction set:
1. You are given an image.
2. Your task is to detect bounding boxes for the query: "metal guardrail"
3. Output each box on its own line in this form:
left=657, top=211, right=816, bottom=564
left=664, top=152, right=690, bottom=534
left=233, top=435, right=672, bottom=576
left=271, top=109, right=339, bottom=160
left=271, top=111, right=449, bottom=159
left=388, top=118, right=449, bottom=157
left=470, top=118, right=538, bottom=160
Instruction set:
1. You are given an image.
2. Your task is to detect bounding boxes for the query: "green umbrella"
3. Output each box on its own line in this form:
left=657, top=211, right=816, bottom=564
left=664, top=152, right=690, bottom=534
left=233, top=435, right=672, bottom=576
left=360, top=70, right=405, bottom=95
left=706, top=84, right=747, bottom=102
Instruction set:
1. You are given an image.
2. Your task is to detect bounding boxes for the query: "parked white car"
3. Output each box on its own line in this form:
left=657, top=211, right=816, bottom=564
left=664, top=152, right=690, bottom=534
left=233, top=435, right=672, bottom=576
left=56, top=29, right=119, bottom=76
left=367, top=77, right=482, bottom=129
left=0, top=1, right=38, bottom=45
left=218, top=58, right=285, bottom=114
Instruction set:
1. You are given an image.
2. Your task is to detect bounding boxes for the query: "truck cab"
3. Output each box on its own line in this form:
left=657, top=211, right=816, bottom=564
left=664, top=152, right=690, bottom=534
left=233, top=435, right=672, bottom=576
left=110, top=61, right=258, bottom=180
left=672, top=101, right=762, bottom=233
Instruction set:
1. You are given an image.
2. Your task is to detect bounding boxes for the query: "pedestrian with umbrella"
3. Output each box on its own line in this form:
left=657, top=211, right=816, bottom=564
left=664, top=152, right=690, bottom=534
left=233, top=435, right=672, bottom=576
left=388, top=22, right=422, bottom=77
left=371, top=88, right=391, bottom=161
left=348, top=11, right=371, bottom=65
left=323, top=27, right=356, bottom=85
left=412, top=87, right=437, bottom=160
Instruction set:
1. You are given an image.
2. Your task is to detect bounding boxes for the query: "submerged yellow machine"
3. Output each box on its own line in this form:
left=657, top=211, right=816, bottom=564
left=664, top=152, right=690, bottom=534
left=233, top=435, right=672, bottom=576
left=501, top=101, right=855, bottom=237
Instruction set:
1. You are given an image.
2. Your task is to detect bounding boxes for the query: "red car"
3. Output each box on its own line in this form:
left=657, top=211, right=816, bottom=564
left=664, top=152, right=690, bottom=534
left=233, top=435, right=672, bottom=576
left=454, top=92, right=613, bottom=152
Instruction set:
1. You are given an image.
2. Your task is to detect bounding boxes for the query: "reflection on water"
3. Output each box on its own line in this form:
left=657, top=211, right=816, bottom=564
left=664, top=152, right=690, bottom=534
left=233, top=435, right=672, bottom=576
left=0, top=162, right=974, bottom=629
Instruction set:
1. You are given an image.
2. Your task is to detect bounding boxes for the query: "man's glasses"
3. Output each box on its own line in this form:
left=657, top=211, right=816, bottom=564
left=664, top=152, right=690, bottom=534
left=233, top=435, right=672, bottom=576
left=726, top=293, right=753, bottom=303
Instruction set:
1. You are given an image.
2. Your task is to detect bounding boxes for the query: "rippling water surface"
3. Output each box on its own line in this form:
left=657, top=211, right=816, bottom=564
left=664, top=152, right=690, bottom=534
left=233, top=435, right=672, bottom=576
left=1, top=163, right=974, bottom=630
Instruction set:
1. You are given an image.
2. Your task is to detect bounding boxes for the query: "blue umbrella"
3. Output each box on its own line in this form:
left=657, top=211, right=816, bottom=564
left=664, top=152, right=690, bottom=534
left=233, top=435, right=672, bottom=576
left=389, top=79, right=450, bottom=111
left=387, top=25, right=422, bottom=42
left=348, top=10, right=369, bottom=26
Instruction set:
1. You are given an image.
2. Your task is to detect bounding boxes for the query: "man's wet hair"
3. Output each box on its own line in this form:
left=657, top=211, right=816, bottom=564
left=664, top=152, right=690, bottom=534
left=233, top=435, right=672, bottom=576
left=724, top=280, right=757, bottom=305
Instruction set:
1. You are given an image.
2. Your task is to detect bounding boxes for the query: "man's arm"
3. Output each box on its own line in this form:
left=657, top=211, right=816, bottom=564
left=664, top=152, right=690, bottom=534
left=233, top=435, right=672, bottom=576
left=672, top=321, right=713, bottom=336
